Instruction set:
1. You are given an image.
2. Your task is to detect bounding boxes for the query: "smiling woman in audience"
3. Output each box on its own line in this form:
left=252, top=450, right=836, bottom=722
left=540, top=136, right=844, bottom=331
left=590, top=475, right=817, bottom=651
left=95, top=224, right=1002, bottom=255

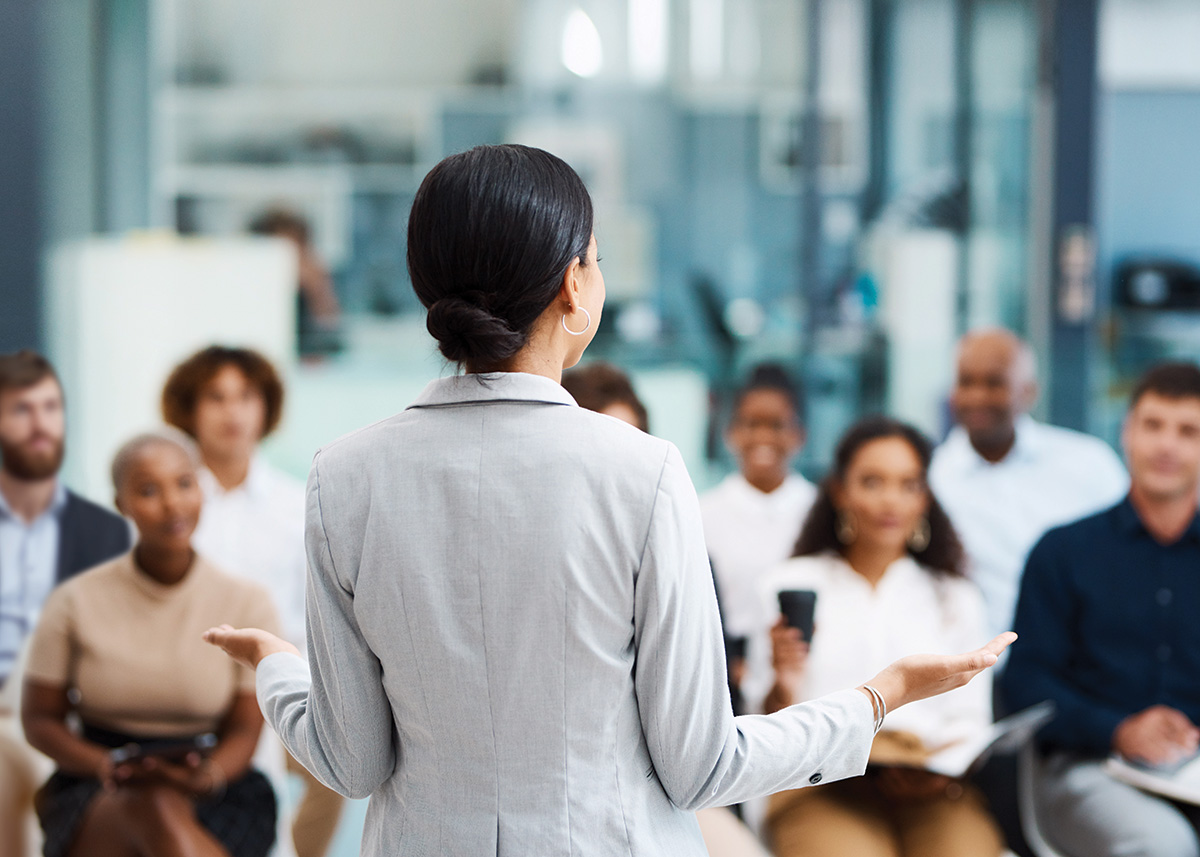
left=760, top=417, right=1004, bottom=857
left=700, top=364, right=816, bottom=713
left=21, top=430, right=280, bottom=857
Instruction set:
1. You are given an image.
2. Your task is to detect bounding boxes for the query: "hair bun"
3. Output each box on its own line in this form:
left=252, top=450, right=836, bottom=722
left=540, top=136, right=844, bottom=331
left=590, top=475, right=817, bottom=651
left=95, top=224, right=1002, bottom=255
left=425, top=297, right=525, bottom=365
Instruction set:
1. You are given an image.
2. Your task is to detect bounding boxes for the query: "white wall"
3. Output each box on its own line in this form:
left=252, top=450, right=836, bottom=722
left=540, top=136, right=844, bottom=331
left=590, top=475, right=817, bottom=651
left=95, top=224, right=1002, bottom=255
left=1100, top=0, right=1200, bottom=89
left=173, top=0, right=520, bottom=87
left=48, top=235, right=295, bottom=503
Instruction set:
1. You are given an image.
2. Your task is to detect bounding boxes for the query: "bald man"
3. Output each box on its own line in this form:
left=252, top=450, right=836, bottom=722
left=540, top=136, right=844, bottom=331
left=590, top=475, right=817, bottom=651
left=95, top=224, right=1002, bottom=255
left=929, top=329, right=1128, bottom=637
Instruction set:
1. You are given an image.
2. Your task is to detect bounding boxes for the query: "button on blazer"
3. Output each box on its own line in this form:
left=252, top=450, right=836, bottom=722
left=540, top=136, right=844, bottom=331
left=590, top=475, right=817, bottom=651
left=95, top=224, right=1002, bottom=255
left=257, top=372, right=873, bottom=856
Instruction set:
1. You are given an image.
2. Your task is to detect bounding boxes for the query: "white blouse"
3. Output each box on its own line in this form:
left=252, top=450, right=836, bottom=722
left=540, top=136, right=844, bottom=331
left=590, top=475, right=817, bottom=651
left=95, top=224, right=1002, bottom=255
left=193, top=457, right=308, bottom=650
left=699, top=473, right=817, bottom=641
left=753, top=552, right=992, bottom=750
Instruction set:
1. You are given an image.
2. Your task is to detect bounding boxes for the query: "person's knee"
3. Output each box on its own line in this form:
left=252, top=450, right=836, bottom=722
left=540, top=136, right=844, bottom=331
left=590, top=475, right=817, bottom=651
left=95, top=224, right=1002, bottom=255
left=1113, top=817, right=1200, bottom=857
left=1052, top=803, right=1200, bottom=857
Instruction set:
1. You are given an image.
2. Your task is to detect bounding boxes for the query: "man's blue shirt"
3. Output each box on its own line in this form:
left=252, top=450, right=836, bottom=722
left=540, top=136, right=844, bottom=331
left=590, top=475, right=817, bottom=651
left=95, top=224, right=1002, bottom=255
left=1002, top=497, right=1200, bottom=757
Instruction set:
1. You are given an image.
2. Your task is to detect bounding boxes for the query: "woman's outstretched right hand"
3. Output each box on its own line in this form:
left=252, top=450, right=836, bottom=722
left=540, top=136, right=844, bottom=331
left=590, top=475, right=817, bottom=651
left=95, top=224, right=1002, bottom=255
left=864, top=632, right=1016, bottom=713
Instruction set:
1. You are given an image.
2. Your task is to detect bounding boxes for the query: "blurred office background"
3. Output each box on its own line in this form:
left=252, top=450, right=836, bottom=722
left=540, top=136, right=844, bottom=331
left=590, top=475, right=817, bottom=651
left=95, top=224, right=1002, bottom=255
left=4, top=1, right=1200, bottom=852
left=4, top=0, right=1200, bottom=514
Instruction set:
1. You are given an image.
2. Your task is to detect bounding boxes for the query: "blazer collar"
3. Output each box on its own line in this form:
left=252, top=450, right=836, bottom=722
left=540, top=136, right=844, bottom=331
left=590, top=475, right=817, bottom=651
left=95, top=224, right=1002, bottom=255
left=408, top=372, right=578, bottom=409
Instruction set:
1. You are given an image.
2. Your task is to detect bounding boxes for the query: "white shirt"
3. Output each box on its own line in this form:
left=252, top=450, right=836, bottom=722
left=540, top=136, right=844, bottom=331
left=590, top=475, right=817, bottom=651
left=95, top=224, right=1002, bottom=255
left=754, top=553, right=992, bottom=750
left=929, top=416, right=1128, bottom=636
left=0, top=482, right=66, bottom=683
left=192, top=457, right=307, bottom=649
left=699, top=472, right=817, bottom=640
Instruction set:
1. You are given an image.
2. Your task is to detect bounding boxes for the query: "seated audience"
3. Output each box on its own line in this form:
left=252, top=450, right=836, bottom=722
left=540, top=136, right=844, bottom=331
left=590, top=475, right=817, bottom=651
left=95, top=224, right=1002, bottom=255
left=760, top=417, right=1002, bottom=857
left=162, top=345, right=342, bottom=857
left=0, top=351, right=130, bottom=857
left=930, top=328, right=1127, bottom=637
left=21, top=430, right=280, bottom=857
left=561, top=362, right=649, bottom=432
left=700, top=364, right=815, bottom=712
left=1003, top=362, right=1200, bottom=857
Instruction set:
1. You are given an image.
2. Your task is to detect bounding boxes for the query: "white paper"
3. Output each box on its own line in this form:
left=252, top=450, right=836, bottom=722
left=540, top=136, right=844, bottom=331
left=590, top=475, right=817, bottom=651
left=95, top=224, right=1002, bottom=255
left=1106, top=754, right=1200, bottom=806
left=922, top=701, right=1056, bottom=777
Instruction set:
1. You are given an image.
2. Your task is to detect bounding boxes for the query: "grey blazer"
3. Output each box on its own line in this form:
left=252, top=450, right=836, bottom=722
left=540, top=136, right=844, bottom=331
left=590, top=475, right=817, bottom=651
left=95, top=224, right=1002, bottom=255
left=257, top=372, right=873, bottom=856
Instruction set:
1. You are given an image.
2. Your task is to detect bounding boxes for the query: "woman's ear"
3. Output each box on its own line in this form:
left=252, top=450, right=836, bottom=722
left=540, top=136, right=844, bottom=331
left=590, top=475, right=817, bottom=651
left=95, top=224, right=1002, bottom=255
left=113, top=493, right=126, bottom=517
left=557, top=255, right=583, bottom=309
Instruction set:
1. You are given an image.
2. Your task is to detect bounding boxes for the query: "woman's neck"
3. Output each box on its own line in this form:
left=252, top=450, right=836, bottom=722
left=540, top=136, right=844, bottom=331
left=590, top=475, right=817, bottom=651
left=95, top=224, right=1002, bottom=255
left=472, top=310, right=573, bottom=384
left=204, top=453, right=251, bottom=492
left=483, top=350, right=564, bottom=384
left=134, top=542, right=195, bottom=586
left=841, top=542, right=905, bottom=588
left=745, top=471, right=787, bottom=494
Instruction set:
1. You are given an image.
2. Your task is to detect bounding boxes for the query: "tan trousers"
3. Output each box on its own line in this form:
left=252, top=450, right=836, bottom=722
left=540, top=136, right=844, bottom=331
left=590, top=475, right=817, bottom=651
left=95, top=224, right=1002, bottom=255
left=286, top=752, right=345, bottom=857
left=766, top=775, right=1005, bottom=857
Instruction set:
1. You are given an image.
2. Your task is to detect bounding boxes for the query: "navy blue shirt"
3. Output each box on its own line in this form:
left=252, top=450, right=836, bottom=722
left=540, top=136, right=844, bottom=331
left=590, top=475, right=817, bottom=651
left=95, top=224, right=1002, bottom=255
left=1002, top=498, right=1200, bottom=757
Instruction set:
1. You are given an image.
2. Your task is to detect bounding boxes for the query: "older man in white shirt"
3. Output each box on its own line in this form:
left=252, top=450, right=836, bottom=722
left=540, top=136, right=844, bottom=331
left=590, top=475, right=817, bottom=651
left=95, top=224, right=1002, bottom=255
left=929, top=329, right=1128, bottom=638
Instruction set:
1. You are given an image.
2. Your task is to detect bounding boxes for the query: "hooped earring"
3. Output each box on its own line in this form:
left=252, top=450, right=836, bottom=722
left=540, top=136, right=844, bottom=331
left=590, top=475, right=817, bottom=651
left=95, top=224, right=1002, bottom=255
left=562, top=306, right=592, bottom=336
left=908, top=517, right=931, bottom=552
left=836, top=510, right=857, bottom=545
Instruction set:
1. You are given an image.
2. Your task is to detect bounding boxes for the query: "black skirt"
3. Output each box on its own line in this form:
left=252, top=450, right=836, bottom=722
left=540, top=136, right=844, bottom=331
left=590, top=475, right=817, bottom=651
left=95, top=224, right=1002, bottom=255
left=36, top=724, right=277, bottom=857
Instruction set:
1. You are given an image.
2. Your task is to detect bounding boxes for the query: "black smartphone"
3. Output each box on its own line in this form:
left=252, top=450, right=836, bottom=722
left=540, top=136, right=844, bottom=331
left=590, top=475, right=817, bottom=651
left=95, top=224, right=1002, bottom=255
left=109, top=733, right=218, bottom=766
left=725, top=636, right=747, bottom=662
left=778, top=590, right=817, bottom=642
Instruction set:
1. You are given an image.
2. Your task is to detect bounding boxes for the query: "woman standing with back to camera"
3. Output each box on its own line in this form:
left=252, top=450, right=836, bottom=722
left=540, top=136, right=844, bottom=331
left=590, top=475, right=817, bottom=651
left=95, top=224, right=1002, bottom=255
left=205, top=144, right=1014, bottom=855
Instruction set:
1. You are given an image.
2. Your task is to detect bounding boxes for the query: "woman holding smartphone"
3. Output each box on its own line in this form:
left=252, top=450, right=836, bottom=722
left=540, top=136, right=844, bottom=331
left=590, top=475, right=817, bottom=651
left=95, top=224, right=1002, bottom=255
left=22, top=430, right=280, bottom=857
left=204, top=144, right=1013, bottom=856
left=760, top=418, right=1004, bottom=857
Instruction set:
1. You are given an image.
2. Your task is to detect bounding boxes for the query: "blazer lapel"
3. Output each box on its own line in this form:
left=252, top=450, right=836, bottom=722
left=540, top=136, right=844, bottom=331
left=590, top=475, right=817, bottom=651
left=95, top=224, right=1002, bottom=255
left=55, top=492, right=79, bottom=584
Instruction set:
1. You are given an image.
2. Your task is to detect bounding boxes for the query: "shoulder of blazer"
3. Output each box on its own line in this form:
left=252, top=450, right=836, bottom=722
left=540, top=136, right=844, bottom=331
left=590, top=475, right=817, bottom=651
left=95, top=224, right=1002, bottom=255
left=57, top=491, right=132, bottom=583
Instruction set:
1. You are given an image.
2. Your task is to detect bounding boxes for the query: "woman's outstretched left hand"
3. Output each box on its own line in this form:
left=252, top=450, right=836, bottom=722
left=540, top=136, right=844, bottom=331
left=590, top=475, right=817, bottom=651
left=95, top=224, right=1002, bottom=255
left=203, top=625, right=299, bottom=669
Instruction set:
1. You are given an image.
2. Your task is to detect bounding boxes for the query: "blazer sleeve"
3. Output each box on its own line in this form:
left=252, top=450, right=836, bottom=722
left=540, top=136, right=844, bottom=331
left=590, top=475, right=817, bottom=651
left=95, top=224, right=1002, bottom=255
left=633, top=444, right=874, bottom=810
left=255, top=452, right=397, bottom=799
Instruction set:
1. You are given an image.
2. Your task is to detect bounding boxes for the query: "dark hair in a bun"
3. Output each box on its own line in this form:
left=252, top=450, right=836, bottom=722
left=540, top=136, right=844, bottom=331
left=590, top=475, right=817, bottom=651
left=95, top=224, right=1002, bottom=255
left=408, top=145, right=594, bottom=369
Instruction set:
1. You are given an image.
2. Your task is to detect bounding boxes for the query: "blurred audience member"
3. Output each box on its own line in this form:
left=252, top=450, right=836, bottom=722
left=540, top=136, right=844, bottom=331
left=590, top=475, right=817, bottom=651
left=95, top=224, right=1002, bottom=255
left=700, top=364, right=814, bottom=712
left=0, top=350, right=130, bottom=857
left=761, top=418, right=1002, bottom=857
left=249, top=209, right=343, bottom=359
left=163, top=346, right=342, bottom=857
left=561, top=362, right=649, bottom=432
left=1003, top=362, right=1200, bottom=857
left=930, top=328, right=1127, bottom=636
left=21, top=430, right=279, bottom=857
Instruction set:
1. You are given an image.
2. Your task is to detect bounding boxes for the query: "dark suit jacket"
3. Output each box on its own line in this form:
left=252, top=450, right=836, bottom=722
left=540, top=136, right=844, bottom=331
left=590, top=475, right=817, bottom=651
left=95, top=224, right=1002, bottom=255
left=56, top=491, right=131, bottom=583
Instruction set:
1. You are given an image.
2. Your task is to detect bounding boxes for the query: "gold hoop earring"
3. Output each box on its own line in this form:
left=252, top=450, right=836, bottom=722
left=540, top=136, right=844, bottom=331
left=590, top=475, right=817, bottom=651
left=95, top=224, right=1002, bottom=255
left=908, top=517, right=931, bottom=552
left=836, top=510, right=857, bottom=545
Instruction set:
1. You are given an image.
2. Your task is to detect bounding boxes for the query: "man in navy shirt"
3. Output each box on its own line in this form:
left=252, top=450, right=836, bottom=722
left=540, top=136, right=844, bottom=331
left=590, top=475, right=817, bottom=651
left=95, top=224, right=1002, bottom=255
left=1003, top=362, right=1200, bottom=857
